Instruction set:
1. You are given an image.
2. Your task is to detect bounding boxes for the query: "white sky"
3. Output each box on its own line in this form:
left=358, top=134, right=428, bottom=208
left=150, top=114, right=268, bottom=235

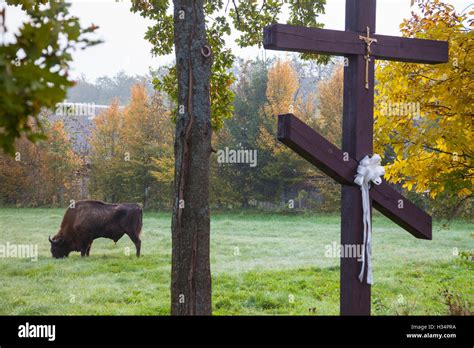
left=3, top=0, right=472, bottom=80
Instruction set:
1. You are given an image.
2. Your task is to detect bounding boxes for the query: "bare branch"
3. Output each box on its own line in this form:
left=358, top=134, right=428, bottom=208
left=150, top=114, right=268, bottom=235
left=232, top=0, right=241, bottom=27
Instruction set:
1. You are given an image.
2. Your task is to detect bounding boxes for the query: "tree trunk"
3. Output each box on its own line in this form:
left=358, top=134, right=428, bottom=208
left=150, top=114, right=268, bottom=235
left=171, top=0, right=212, bottom=315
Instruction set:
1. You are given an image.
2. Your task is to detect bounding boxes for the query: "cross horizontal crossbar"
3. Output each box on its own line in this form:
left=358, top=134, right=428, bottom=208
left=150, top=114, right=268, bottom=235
left=278, top=113, right=432, bottom=240
left=264, top=24, right=449, bottom=64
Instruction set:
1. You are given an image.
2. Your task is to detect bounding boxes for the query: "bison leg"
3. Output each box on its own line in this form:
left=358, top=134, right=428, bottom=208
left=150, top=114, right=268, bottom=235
left=86, top=242, right=92, bottom=256
left=80, top=240, right=92, bottom=257
left=128, top=234, right=141, bottom=257
left=135, top=239, right=141, bottom=257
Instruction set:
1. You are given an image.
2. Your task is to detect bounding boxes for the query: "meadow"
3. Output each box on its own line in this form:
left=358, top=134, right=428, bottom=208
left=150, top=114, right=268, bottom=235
left=0, top=208, right=472, bottom=315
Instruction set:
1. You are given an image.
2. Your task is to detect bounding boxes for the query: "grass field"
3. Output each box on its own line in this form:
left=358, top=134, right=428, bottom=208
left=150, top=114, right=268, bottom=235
left=0, top=208, right=472, bottom=315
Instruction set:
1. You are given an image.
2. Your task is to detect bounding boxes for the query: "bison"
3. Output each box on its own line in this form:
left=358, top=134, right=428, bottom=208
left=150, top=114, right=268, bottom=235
left=48, top=200, right=142, bottom=258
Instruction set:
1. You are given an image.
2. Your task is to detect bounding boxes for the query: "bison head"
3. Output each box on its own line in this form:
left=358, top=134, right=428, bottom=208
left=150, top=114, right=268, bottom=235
left=48, top=235, right=71, bottom=258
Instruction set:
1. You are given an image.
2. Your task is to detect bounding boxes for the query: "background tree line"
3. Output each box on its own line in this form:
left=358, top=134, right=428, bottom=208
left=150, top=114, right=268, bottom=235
left=1, top=19, right=471, bottom=219
left=0, top=57, right=342, bottom=212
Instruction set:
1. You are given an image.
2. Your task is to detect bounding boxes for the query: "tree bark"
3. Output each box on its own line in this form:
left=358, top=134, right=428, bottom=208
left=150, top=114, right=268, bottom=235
left=171, top=0, right=212, bottom=315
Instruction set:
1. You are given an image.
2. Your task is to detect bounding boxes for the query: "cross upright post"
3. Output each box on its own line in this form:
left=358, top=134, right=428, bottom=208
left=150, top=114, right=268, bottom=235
left=341, top=0, right=376, bottom=316
left=263, top=0, right=448, bottom=315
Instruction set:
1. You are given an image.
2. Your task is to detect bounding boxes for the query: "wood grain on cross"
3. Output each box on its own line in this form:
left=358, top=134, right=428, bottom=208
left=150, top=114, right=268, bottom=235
left=263, top=0, right=448, bottom=315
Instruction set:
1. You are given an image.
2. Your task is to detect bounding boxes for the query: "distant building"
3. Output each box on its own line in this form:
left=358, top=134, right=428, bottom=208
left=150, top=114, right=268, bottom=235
left=43, top=102, right=125, bottom=154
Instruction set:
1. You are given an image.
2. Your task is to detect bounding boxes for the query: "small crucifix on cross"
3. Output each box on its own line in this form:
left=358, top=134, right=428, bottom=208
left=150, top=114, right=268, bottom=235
left=359, top=26, right=378, bottom=89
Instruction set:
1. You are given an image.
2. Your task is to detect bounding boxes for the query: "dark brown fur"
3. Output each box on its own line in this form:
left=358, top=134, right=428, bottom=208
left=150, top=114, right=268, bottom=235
left=49, top=200, right=143, bottom=258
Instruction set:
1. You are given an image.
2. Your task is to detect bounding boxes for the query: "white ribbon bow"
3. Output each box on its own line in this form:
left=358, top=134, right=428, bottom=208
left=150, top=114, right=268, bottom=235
left=354, top=154, right=385, bottom=285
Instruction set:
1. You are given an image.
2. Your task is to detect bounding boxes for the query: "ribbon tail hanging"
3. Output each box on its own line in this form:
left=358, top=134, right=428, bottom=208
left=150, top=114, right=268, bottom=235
left=354, top=155, right=385, bottom=285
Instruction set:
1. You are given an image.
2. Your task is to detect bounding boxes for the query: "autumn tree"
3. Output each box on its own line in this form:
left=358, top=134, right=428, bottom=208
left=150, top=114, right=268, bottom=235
left=89, top=84, right=173, bottom=208
left=36, top=121, right=82, bottom=206
left=0, top=119, right=81, bottom=206
left=121, top=85, right=173, bottom=209
left=313, top=63, right=344, bottom=212
left=0, top=137, right=37, bottom=205
left=259, top=59, right=302, bottom=202
left=263, top=59, right=299, bottom=120
left=374, top=0, right=473, bottom=218
left=149, top=94, right=175, bottom=210
left=316, top=64, right=343, bottom=147
left=89, top=100, right=125, bottom=203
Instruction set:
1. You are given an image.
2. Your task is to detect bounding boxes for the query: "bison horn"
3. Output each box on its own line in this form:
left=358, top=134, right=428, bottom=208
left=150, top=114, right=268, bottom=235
left=49, top=235, right=57, bottom=244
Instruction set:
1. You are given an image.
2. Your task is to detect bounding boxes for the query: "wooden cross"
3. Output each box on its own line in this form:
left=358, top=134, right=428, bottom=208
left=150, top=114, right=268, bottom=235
left=263, top=0, right=448, bottom=315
